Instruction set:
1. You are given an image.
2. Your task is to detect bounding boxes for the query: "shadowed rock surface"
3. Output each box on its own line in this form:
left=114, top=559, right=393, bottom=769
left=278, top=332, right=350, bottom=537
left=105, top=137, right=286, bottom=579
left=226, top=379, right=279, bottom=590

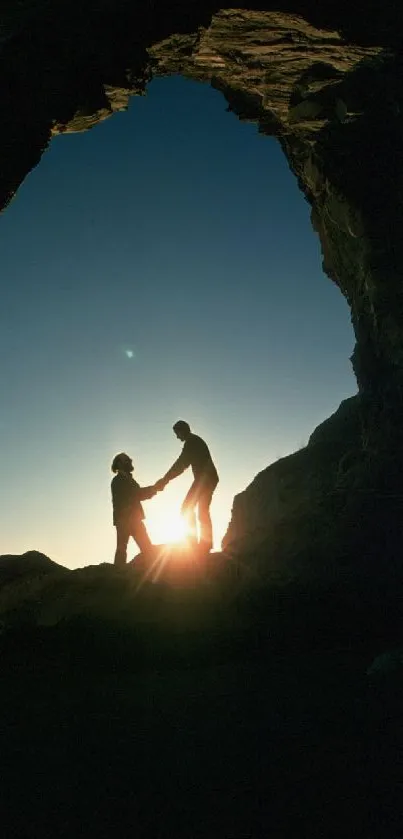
left=0, top=548, right=234, bottom=636
left=224, top=396, right=362, bottom=554
left=1, top=549, right=402, bottom=838
left=0, top=550, right=65, bottom=584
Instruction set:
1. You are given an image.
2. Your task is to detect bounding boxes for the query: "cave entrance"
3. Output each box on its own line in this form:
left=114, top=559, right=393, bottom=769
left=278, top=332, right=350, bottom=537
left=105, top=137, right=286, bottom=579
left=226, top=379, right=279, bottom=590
left=0, top=76, right=356, bottom=567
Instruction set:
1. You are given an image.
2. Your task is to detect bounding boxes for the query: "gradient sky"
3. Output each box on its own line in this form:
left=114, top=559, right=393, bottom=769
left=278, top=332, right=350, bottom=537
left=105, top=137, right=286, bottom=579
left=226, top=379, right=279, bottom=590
left=0, top=76, right=356, bottom=568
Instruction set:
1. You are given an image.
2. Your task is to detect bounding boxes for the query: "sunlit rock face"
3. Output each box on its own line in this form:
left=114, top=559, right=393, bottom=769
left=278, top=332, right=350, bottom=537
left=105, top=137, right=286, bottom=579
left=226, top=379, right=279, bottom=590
left=149, top=10, right=403, bottom=391
left=1, top=1, right=403, bottom=561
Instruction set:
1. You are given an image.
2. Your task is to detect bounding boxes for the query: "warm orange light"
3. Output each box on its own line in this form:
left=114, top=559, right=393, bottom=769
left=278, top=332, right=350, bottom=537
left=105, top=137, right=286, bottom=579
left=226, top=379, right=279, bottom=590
left=148, top=511, right=188, bottom=546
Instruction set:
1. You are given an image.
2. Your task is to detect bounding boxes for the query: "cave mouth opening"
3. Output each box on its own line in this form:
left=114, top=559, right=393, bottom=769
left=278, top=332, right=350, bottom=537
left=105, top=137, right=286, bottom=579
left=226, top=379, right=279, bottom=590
left=0, top=74, right=356, bottom=568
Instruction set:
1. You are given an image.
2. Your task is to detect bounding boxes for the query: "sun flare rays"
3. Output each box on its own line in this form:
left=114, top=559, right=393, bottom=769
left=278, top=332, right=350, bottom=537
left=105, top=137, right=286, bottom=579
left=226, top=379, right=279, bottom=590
left=148, top=510, right=189, bottom=547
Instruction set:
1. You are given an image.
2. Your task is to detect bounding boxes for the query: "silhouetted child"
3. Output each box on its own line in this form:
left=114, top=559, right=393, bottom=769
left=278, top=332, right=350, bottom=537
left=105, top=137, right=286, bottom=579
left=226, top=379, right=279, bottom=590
left=111, top=452, right=156, bottom=566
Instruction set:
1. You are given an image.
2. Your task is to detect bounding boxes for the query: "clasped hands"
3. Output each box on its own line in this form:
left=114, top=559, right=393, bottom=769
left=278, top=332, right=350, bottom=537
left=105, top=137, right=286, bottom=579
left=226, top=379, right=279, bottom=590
left=142, top=479, right=167, bottom=501
left=153, top=477, right=167, bottom=493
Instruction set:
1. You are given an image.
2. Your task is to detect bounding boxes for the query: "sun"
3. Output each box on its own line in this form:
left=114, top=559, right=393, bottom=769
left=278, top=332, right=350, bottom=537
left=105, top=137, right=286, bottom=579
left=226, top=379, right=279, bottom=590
left=148, top=511, right=188, bottom=546
left=164, top=514, right=188, bottom=544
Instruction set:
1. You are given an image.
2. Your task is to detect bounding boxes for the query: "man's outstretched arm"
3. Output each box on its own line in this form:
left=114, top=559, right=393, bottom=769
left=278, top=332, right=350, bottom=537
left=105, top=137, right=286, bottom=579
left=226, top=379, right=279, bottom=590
left=139, top=485, right=157, bottom=500
left=156, top=447, right=191, bottom=490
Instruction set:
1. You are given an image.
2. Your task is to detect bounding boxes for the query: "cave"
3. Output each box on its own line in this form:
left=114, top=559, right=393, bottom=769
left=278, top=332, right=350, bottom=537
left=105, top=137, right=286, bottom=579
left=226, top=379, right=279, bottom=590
left=1, top=5, right=403, bottom=837
left=2, top=1, right=403, bottom=570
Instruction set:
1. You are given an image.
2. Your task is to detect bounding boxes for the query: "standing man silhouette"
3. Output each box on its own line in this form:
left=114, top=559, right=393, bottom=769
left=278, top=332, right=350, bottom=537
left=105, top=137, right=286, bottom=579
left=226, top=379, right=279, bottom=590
left=156, top=421, right=219, bottom=554
left=111, top=452, right=156, bottom=566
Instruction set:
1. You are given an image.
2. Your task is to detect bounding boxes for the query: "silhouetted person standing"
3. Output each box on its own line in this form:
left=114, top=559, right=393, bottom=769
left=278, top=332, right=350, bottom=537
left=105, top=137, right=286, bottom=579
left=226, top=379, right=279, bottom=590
left=111, top=452, right=156, bottom=566
left=156, top=421, right=219, bottom=553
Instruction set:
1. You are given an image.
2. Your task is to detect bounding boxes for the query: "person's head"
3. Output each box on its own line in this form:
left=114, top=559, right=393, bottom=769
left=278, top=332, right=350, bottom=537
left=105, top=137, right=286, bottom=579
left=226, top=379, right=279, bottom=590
left=173, top=420, right=191, bottom=442
left=111, top=452, right=133, bottom=474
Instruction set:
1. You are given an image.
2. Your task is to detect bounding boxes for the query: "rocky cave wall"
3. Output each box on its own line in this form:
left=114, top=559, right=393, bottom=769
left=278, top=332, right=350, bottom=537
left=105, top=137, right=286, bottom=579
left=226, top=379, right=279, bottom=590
left=1, top=1, right=403, bottom=558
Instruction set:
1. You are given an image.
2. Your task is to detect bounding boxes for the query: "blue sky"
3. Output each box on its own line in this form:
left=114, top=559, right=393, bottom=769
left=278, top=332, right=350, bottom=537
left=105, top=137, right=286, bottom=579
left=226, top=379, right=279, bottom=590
left=0, top=76, right=356, bottom=567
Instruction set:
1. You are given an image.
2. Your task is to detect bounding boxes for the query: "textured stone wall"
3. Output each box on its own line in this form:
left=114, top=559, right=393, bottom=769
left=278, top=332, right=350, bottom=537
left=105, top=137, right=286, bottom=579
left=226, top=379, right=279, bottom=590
left=150, top=10, right=403, bottom=390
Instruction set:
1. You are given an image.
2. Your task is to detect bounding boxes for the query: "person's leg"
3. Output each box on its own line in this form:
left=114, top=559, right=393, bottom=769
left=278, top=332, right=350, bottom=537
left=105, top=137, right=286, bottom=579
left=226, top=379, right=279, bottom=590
left=181, top=483, right=199, bottom=547
left=114, top=522, right=130, bottom=566
left=131, top=519, right=153, bottom=557
left=198, top=485, right=215, bottom=553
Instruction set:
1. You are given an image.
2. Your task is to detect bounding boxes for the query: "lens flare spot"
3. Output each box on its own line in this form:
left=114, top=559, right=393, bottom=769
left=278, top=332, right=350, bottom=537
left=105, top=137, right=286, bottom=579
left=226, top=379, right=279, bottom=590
left=149, top=512, right=188, bottom=546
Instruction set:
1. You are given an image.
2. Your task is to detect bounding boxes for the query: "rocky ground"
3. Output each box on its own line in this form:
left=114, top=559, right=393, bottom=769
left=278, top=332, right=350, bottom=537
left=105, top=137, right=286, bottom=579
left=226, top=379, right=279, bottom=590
left=1, top=549, right=402, bottom=838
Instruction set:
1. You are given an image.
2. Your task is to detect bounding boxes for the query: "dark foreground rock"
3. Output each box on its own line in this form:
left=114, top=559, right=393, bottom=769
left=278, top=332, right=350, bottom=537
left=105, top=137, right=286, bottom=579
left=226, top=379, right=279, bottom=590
left=223, top=395, right=403, bottom=608
left=0, top=550, right=65, bottom=584
left=1, top=549, right=402, bottom=838
left=1, top=542, right=401, bottom=656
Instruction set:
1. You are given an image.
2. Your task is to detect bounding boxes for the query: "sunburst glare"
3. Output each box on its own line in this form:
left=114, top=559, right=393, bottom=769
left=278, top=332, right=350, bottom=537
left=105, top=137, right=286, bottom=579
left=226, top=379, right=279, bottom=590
left=148, top=510, right=188, bottom=546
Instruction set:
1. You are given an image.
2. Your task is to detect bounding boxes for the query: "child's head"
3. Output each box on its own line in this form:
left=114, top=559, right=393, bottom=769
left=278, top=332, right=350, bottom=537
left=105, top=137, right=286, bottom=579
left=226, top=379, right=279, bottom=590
left=111, top=452, right=133, bottom=474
